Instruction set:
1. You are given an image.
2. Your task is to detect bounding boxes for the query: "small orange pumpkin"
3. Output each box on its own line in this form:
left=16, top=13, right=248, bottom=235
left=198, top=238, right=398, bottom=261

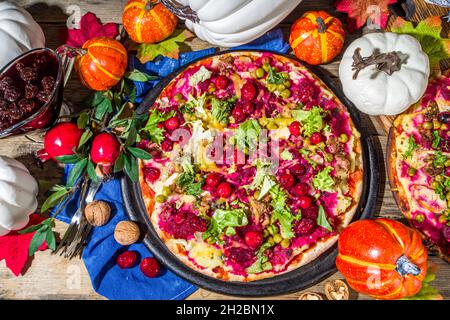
left=289, top=11, right=345, bottom=65
left=75, top=37, right=128, bottom=92
left=336, top=218, right=428, bottom=300
left=123, top=0, right=178, bottom=44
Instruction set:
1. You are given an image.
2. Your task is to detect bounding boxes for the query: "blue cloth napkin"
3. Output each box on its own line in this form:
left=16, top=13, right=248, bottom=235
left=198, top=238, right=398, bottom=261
left=56, top=28, right=289, bottom=300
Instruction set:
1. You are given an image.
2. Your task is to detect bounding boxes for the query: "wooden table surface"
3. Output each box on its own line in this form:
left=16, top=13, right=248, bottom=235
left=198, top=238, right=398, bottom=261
left=1, top=0, right=449, bottom=300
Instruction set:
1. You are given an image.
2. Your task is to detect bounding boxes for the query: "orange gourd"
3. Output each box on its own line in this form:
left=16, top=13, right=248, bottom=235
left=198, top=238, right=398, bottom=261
left=336, top=218, right=428, bottom=300
left=123, top=0, right=177, bottom=44
left=75, top=37, right=128, bottom=92
left=289, top=11, right=345, bottom=65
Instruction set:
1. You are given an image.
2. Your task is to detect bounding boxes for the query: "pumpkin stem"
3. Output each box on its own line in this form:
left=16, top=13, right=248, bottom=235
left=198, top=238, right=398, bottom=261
left=396, top=255, right=421, bottom=277
left=56, top=46, right=87, bottom=58
left=145, top=0, right=156, bottom=11
left=160, top=0, right=200, bottom=23
left=316, top=17, right=327, bottom=33
left=351, top=48, right=403, bottom=80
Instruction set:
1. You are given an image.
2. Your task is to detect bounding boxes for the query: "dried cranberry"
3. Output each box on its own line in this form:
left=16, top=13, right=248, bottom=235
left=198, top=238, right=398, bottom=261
left=116, top=251, right=137, bottom=269
left=295, top=218, right=316, bottom=236
left=214, top=75, right=228, bottom=90
left=161, top=139, right=173, bottom=152
left=279, top=173, right=295, bottom=189
left=244, top=231, right=263, bottom=248
left=217, top=182, right=232, bottom=198
left=241, top=82, right=257, bottom=101
left=36, top=90, right=51, bottom=103
left=18, top=99, right=36, bottom=114
left=41, top=76, right=55, bottom=91
left=19, top=67, right=37, bottom=82
left=232, top=106, right=246, bottom=123
left=291, top=164, right=306, bottom=176
left=310, top=132, right=323, bottom=144
left=289, top=121, right=301, bottom=136
left=206, top=173, right=221, bottom=187
left=0, top=77, right=13, bottom=91
left=292, top=183, right=309, bottom=196
left=3, top=86, right=20, bottom=102
left=241, top=101, right=254, bottom=114
left=143, top=166, right=161, bottom=183
left=25, top=83, right=39, bottom=99
left=140, top=257, right=161, bottom=278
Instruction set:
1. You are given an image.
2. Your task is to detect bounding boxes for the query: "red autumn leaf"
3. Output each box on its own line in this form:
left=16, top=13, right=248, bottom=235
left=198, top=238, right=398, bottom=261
left=66, top=12, right=119, bottom=48
left=0, top=214, right=48, bottom=276
left=335, top=0, right=397, bottom=30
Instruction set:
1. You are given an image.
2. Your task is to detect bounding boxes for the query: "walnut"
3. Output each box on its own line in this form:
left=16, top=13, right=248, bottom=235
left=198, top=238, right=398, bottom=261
left=298, top=292, right=323, bottom=300
left=84, top=201, right=111, bottom=226
left=324, top=279, right=350, bottom=300
left=114, top=221, right=140, bottom=245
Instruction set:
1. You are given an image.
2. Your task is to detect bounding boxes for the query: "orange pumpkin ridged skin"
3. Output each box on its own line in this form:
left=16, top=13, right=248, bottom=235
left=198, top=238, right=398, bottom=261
left=123, top=0, right=177, bottom=44
left=336, top=218, right=428, bottom=300
left=76, top=37, right=128, bottom=92
left=289, top=11, right=345, bottom=65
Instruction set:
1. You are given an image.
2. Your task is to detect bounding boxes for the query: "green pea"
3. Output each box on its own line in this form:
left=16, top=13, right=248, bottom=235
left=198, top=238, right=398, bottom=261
left=267, top=122, right=278, bottom=130
left=280, top=89, right=291, bottom=99
left=415, top=214, right=425, bottom=223
left=273, top=234, right=283, bottom=244
left=339, top=133, right=349, bottom=143
left=267, top=237, right=275, bottom=246
left=156, top=195, right=167, bottom=203
left=174, top=93, right=183, bottom=102
left=422, top=121, right=433, bottom=130
left=325, top=153, right=334, bottom=163
left=263, top=229, right=270, bottom=238
left=445, top=160, right=450, bottom=167
left=259, top=117, right=269, bottom=127
left=262, top=63, right=271, bottom=72
left=268, top=225, right=277, bottom=235
left=435, top=175, right=444, bottom=183
left=408, top=167, right=416, bottom=177
left=267, top=84, right=277, bottom=92
left=255, top=68, right=265, bottom=78
left=277, top=84, right=286, bottom=91
left=431, top=181, right=440, bottom=189
left=162, top=187, right=172, bottom=197
left=433, top=119, right=441, bottom=130
left=283, top=80, right=291, bottom=88
left=280, top=239, right=291, bottom=248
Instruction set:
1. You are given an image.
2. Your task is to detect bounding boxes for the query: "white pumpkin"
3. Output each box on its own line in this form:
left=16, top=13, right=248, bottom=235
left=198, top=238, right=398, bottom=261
left=168, top=0, right=303, bottom=47
left=0, top=156, right=39, bottom=236
left=0, top=1, right=45, bottom=70
left=339, top=32, right=430, bottom=116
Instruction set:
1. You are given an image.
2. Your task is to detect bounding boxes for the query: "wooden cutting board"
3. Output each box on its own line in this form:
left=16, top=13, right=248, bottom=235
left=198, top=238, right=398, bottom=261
left=377, top=0, right=450, bottom=133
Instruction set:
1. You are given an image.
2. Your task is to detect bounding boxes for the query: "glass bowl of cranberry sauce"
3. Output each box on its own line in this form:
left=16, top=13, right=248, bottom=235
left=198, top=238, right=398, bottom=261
left=0, top=48, right=63, bottom=138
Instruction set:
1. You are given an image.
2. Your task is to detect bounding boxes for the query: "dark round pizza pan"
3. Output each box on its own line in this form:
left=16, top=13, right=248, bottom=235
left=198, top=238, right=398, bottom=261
left=121, top=50, right=381, bottom=297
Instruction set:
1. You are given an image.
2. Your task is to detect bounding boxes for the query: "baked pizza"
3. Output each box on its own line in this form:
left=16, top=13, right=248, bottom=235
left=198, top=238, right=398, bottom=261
left=389, top=72, right=450, bottom=262
left=138, top=51, right=364, bottom=281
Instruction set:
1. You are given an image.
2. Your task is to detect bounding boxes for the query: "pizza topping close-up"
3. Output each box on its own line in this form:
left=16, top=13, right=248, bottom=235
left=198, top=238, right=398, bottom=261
left=138, top=52, right=363, bottom=280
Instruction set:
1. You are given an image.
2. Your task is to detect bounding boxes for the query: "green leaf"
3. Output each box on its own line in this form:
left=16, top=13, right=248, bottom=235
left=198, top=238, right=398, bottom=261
left=433, top=151, right=447, bottom=167
left=391, top=16, right=450, bottom=71
left=86, top=160, right=98, bottom=182
left=269, top=185, right=295, bottom=239
left=317, top=205, right=333, bottom=232
left=246, top=242, right=274, bottom=274
left=211, top=97, right=236, bottom=126
left=77, top=112, right=89, bottom=129
left=404, top=135, right=418, bottom=159
left=78, top=129, right=93, bottom=149
left=114, top=152, right=126, bottom=173
left=45, top=229, right=56, bottom=251
left=41, top=188, right=70, bottom=212
left=267, top=65, right=289, bottom=85
left=432, top=131, right=441, bottom=149
left=313, top=167, right=335, bottom=192
left=124, top=154, right=139, bottom=182
left=141, top=109, right=175, bottom=144
left=127, top=147, right=152, bottom=160
left=125, top=69, right=158, bottom=82
left=136, top=29, right=194, bottom=63
left=93, top=93, right=113, bottom=121
left=55, top=154, right=80, bottom=164
left=66, top=158, right=87, bottom=187
left=234, top=119, right=261, bottom=152
left=292, top=106, right=324, bottom=137
left=125, top=125, right=137, bottom=147
left=28, top=226, right=49, bottom=256
left=18, top=223, right=43, bottom=234
left=203, top=208, right=249, bottom=243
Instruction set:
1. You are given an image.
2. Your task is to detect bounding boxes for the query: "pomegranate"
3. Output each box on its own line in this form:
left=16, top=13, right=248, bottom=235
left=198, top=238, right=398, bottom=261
left=36, top=122, right=83, bottom=163
left=289, top=121, right=301, bottom=136
left=90, top=132, right=121, bottom=166
left=140, top=257, right=161, bottom=278
left=116, top=251, right=137, bottom=269
left=244, top=231, right=263, bottom=248
left=217, top=182, right=232, bottom=198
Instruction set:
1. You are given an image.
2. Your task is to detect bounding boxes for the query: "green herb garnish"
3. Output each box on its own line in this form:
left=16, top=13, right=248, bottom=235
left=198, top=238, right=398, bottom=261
left=404, top=135, right=418, bottom=159
left=211, top=96, right=236, bottom=126
left=432, top=131, right=441, bottom=149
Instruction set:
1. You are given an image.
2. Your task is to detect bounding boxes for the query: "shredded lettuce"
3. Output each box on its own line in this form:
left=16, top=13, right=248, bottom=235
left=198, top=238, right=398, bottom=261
left=141, top=109, right=176, bottom=144
left=234, top=119, right=261, bottom=152
left=292, top=106, right=324, bottom=137
left=404, top=135, right=418, bottom=159
left=176, top=159, right=204, bottom=197
left=269, top=185, right=295, bottom=239
left=189, top=66, right=212, bottom=86
left=211, top=97, right=236, bottom=126
left=280, top=149, right=293, bottom=161
left=203, top=208, right=249, bottom=243
left=313, top=167, right=334, bottom=192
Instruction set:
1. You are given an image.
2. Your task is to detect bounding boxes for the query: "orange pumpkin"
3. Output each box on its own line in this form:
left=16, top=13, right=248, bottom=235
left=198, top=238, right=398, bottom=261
left=75, top=37, right=128, bottom=92
left=336, top=218, right=428, bottom=300
left=123, top=0, right=177, bottom=44
left=289, top=11, right=345, bottom=65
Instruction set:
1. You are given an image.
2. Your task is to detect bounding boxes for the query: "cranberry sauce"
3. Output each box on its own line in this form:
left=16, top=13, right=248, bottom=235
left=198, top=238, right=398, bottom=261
left=0, top=50, right=60, bottom=132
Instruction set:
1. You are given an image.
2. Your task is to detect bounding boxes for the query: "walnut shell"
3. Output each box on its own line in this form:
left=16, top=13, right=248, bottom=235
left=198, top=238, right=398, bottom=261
left=84, top=200, right=111, bottom=226
left=324, top=279, right=350, bottom=300
left=114, top=221, right=140, bottom=245
left=298, top=292, right=323, bottom=300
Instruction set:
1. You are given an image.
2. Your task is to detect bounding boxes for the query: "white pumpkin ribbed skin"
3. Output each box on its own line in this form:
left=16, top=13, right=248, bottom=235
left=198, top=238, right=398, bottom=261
left=339, top=32, right=430, bottom=116
left=178, top=0, right=303, bottom=47
left=0, top=156, right=38, bottom=236
left=0, top=1, right=45, bottom=70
